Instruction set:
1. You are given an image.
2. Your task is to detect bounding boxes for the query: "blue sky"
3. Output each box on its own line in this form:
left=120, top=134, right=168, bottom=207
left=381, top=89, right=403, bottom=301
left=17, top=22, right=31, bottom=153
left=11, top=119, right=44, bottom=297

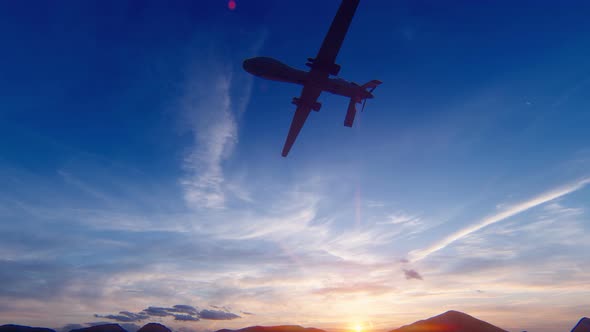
left=1, top=1, right=590, bottom=332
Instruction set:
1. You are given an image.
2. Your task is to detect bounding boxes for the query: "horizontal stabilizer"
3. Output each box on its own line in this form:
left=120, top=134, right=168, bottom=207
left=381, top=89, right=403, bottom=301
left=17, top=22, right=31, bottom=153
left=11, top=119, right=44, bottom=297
left=344, top=99, right=357, bottom=127
left=361, top=79, right=382, bottom=90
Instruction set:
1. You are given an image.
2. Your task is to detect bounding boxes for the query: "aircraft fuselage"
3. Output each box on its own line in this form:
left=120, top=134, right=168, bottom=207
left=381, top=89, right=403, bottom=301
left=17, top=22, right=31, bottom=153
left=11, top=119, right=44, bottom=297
left=243, top=57, right=373, bottom=100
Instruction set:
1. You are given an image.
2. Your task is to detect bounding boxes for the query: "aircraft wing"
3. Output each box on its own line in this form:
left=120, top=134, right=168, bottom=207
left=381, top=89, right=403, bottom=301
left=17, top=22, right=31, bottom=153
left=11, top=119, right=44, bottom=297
left=313, top=0, right=360, bottom=71
left=282, top=85, right=322, bottom=157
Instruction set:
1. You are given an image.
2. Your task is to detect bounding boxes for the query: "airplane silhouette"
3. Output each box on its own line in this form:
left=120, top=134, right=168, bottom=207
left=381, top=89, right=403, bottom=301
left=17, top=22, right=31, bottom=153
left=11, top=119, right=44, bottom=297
left=243, top=0, right=381, bottom=157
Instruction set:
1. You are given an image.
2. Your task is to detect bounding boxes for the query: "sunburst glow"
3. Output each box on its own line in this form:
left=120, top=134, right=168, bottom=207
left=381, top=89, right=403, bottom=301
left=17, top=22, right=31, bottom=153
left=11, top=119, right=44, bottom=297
left=354, top=324, right=363, bottom=332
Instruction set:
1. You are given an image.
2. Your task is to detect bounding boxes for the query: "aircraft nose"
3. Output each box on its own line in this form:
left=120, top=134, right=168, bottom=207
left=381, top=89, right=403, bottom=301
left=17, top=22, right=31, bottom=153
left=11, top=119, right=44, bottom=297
left=242, top=58, right=256, bottom=74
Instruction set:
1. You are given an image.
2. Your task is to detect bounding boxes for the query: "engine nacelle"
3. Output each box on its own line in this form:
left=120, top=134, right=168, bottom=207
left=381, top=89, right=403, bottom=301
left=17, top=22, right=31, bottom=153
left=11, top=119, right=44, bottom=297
left=304, top=58, right=341, bottom=76
left=292, top=97, right=321, bottom=112
left=325, top=63, right=341, bottom=76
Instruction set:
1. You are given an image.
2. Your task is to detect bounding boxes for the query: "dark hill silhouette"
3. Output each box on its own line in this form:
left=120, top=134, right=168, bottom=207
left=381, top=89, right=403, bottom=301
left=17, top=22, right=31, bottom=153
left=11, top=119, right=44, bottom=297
left=390, top=310, right=507, bottom=332
left=70, top=324, right=127, bottom=332
left=572, top=317, right=590, bottom=332
left=217, top=325, right=326, bottom=332
left=136, top=324, right=170, bottom=332
left=0, top=325, right=56, bottom=332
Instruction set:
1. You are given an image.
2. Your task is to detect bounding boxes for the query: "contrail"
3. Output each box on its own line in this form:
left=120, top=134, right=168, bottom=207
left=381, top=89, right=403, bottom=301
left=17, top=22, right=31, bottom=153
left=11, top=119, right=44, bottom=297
left=410, top=177, right=590, bottom=262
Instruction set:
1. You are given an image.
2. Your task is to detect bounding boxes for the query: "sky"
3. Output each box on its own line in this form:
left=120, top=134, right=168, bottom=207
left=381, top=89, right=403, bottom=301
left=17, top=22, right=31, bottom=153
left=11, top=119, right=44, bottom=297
left=1, top=1, right=589, bottom=332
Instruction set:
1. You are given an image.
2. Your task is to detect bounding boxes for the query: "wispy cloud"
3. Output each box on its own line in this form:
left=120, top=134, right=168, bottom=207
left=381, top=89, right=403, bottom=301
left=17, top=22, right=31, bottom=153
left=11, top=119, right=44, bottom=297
left=58, top=170, right=114, bottom=204
left=178, top=31, right=266, bottom=211
left=378, top=213, right=421, bottom=225
left=197, top=182, right=325, bottom=241
left=410, top=177, right=590, bottom=261
left=403, top=269, right=423, bottom=280
left=180, top=70, right=237, bottom=210
left=313, top=282, right=393, bottom=296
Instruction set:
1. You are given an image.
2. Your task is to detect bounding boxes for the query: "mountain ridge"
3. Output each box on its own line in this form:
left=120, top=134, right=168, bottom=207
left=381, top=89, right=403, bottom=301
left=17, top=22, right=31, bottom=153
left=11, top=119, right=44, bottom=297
left=389, top=310, right=507, bottom=332
left=571, top=317, right=590, bottom=332
left=2, top=312, right=589, bottom=332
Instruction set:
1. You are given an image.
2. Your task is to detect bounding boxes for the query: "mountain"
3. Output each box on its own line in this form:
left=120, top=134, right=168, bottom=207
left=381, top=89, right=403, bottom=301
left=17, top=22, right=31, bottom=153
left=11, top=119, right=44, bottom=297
left=70, top=324, right=127, bottom=332
left=390, top=310, right=507, bottom=332
left=572, top=317, right=590, bottom=332
left=217, top=325, right=326, bottom=332
left=136, top=324, right=170, bottom=332
left=0, top=325, right=56, bottom=332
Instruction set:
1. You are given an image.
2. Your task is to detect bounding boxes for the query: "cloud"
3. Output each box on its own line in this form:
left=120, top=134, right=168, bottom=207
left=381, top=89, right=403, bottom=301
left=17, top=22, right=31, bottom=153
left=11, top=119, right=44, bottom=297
left=379, top=213, right=421, bottom=225
left=180, top=70, right=237, bottom=210
left=98, top=307, right=173, bottom=321
left=94, top=311, right=149, bottom=322
left=0, top=259, right=68, bottom=300
left=142, top=306, right=174, bottom=317
left=57, top=170, right=114, bottom=204
left=410, top=177, right=590, bottom=261
left=313, top=282, right=393, bottom=296
left=198, top=309, right=240, bottom=320
left=171, top=305, right=198, bottom=315
left=178, top=30, right=266, bottom=211
left=542, top=202, right=583, bottom=217
left=403, top=269, right=423, bottom=280
left=173, top=315, right=200, bottom=321
left=97, top=305, right=242, bottom=323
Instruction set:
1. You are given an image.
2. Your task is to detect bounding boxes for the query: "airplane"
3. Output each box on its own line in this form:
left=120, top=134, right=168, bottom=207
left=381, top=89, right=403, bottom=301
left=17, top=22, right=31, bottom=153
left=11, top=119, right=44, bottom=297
left=242, top=0, right=381, bottom=157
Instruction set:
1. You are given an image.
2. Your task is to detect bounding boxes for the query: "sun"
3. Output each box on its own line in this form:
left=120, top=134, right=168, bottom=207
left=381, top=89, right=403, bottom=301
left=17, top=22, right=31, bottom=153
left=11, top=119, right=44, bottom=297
left=354, top=324, right=363, bottom=332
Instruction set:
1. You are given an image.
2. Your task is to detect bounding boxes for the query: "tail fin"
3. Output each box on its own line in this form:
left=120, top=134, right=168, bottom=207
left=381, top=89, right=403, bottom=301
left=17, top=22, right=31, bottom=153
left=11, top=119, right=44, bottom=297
left=361, top=79, right=382, bottom=90
left=344, top=98, right=357, bottom=127
left=345, top=80, right=381, bottom=127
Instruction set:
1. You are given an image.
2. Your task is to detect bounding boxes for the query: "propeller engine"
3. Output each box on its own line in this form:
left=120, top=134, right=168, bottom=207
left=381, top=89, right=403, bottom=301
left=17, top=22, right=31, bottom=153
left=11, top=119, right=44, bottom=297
left=305, top=57, right=341, bottom=76
left=292, top=97, right=321, bottom=112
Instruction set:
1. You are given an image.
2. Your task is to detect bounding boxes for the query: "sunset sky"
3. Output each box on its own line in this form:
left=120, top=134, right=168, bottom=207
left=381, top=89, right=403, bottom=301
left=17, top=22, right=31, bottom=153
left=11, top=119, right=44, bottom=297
left=1, top=1, right=589, bottom=332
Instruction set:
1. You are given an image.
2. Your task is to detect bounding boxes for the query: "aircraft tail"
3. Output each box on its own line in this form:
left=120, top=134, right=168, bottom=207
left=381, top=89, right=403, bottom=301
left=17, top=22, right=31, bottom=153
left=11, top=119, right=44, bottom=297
left=344, top=80, right=382, bottom=127
left=361, top=79, right=382, bottom=90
